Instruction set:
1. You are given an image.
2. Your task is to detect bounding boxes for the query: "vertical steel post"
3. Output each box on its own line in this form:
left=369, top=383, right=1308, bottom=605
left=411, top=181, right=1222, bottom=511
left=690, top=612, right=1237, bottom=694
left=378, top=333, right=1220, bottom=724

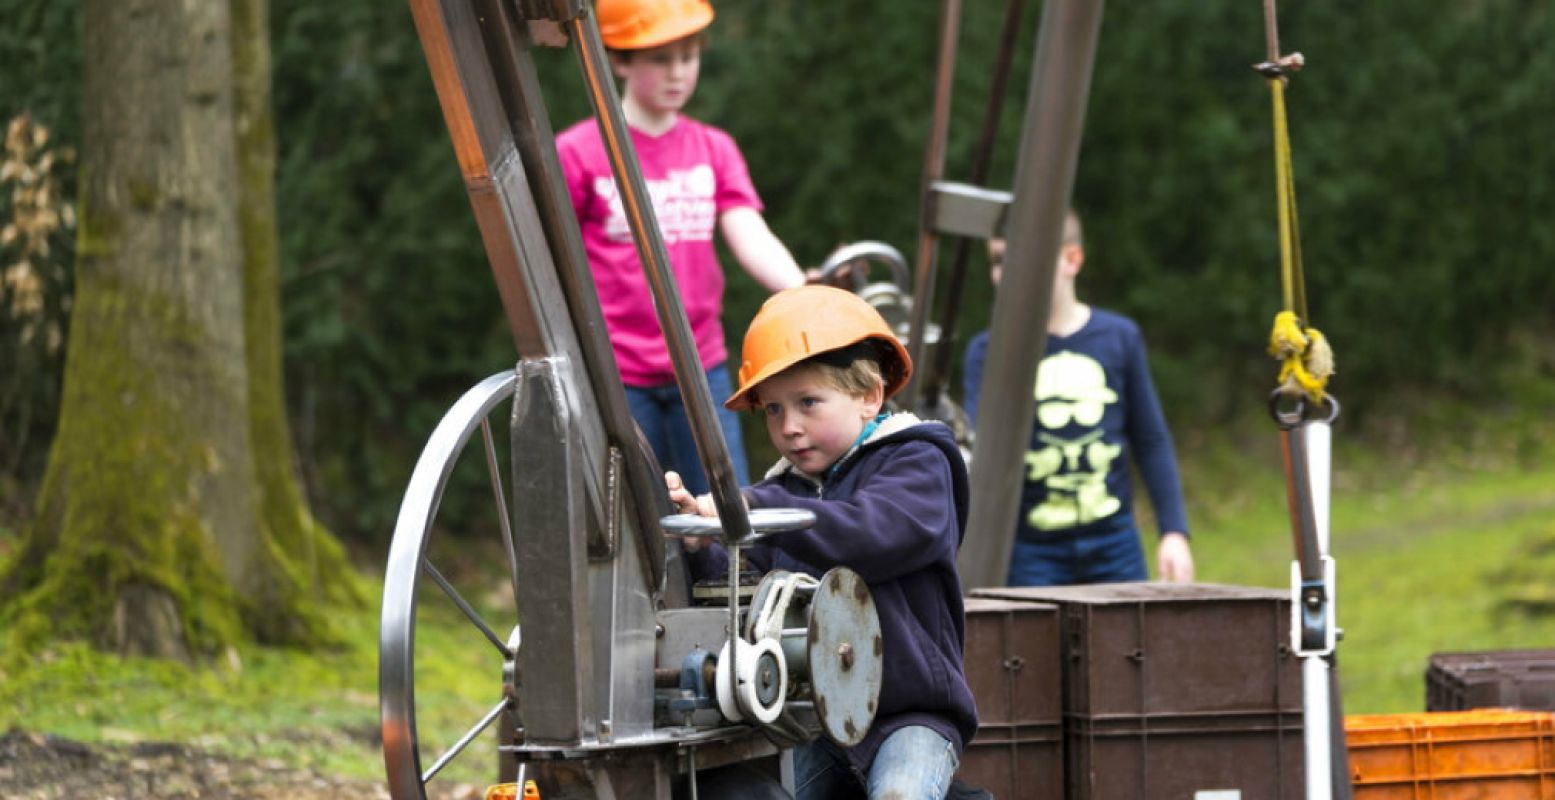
left=902, top=0, right=963, bottom=408
left=1279, top=408, right=1352, bottom=800
left=920, top=0, right=1028, bottom=411
left=565, top=11, right=753, bottom=547
left=957, top=0, right=1105, bottom=589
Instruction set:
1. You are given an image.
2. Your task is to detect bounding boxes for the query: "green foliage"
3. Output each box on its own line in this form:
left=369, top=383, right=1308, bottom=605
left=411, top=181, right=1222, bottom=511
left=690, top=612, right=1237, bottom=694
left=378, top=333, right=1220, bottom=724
left=0, top=1, right=80, bottom=513
left=0, top=1, right=81, bottom=138
left=2, top=0, right=1553, bottom=551
left=270, top=1, right=510, bottom=542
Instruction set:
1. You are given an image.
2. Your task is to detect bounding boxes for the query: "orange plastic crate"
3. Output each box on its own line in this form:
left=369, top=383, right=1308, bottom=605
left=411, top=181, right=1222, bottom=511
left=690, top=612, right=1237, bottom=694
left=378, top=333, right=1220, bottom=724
left=1346, top=709, right=1555, bottom=799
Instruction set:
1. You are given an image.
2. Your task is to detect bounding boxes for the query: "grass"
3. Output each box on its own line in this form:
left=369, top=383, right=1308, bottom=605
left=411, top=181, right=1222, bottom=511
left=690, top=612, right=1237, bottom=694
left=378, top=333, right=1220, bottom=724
left=0, top=567, right=502, bottom=788
left=1179, top=406, right=1555, bottom=714
left=0, top=623, right=384, bottom=779
left=2, top=393, right=1554, bottom=785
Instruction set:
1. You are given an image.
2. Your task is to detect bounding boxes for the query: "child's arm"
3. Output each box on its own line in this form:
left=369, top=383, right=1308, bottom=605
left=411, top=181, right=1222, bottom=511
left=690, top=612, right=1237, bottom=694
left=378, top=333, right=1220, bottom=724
left=719, top=207, right=805, bottom=292
left=1121, top=324, right=1194, bottom=581
left=745, top=442, right=959, bottom=583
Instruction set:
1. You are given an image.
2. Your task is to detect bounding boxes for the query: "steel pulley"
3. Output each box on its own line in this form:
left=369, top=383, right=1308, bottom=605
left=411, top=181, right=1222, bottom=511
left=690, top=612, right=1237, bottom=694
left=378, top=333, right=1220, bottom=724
left=816, top=241, right=941, bottom=349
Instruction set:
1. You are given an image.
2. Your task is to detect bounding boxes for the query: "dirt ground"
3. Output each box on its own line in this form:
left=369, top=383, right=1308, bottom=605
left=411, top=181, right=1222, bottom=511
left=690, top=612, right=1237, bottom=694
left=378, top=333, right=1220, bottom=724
left=0, top=729, right=423, bottom=800
left=0, top=728, right=522, bottom=799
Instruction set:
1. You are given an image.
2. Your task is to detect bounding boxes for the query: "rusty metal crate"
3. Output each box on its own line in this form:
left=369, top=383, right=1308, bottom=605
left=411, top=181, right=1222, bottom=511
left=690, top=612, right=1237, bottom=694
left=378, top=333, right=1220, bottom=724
left=1066, top=711, right=1303, bottom=799
left=958, top=597, right=1063, bottom=799
left=960, top=723, right=1062, bottom=800
left=1427, top=649, right=1555, bottom=712
left=972, top=582, right=1305, bottom=799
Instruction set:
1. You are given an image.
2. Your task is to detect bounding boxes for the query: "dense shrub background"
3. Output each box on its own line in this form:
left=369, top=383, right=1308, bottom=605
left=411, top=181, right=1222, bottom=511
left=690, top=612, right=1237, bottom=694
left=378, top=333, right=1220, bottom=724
left=3, top=1, right=1552, bottom=546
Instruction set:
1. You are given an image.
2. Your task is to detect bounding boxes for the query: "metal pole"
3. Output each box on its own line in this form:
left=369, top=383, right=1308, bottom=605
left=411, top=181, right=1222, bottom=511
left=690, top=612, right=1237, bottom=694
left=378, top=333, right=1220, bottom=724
left=566, top=12, right=752, bottom=545
left=1302, top=656, right=1334, bottom=800
left=1278, top=404, right=1351, bottom=800
left=902, top=0, right=963, bottom=408
left=921, top=0, right=1027, bottom=412
left=957, top=0, right=1105, bottom=590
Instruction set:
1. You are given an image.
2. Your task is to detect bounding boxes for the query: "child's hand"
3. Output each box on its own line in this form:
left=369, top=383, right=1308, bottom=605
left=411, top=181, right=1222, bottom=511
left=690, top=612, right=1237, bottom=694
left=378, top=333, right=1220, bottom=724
left=1157, top=532, right=1195, bottom=582
left=665, top=471, right=718, bottom=552
left=666, top=471, right=697, bottom=514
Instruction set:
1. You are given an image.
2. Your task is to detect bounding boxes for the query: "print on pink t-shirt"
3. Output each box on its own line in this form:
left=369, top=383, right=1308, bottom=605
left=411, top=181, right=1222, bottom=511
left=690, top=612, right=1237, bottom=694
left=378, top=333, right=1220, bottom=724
left=594, top=164, right=719, bottom=245
left=557, top=117, right=762, bottom=387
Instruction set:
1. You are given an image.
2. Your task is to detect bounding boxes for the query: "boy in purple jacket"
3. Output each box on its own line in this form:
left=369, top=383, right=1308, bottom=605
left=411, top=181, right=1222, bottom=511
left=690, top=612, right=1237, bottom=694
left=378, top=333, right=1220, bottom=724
left=668, top=285, right=977, bottom=799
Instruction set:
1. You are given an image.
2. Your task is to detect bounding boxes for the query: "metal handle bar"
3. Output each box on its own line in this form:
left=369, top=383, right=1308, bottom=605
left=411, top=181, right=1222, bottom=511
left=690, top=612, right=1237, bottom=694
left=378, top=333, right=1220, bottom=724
left=660, top=508, right=817, bottom=541
left=817, top=241, right=911, bottom=290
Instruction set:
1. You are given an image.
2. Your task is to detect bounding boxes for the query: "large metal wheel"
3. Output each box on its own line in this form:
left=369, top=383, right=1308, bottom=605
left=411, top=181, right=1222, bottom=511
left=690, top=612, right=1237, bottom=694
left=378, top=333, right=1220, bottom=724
left=381, top=370, right=521, bottom=800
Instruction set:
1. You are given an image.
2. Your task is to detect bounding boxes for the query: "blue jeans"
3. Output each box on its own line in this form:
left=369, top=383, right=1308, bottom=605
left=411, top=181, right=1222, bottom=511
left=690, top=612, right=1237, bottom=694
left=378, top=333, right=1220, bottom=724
left=793, top=726, right=957, bottom=800
left=1006, top=524, right=1149, bottom=586
left=624, top=363, right=749, bottom=496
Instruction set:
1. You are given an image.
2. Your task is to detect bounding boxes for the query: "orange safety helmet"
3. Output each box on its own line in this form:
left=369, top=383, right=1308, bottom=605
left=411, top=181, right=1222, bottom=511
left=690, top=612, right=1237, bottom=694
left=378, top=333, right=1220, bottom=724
left=726, top=285, right=913, bottom=411
left=596, top=0, right=715, bottom=51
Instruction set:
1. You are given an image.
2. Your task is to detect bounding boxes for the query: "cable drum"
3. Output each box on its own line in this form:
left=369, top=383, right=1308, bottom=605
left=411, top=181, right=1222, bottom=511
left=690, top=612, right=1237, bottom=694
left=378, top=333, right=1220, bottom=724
left=807, top=568, right=883, bottom=747
left=716, top=638, right=787, bottom=724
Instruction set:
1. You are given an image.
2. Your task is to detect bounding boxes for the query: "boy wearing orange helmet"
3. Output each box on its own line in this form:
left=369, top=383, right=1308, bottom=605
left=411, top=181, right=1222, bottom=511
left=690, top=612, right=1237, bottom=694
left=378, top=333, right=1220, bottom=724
left=557, top=0, right=806, bottom=497
left=668, top=286, right=977, bottom=800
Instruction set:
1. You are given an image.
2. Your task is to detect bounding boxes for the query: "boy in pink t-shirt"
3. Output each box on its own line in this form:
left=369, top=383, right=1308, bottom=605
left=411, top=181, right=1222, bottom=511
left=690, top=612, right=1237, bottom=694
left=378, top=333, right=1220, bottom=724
left=557, top=0, right=805, bottom=494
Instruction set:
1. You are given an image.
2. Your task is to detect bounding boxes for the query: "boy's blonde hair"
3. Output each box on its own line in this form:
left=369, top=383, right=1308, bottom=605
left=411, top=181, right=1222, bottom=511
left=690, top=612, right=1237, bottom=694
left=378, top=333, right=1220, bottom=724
left=750, top=341, right=886, bottom=407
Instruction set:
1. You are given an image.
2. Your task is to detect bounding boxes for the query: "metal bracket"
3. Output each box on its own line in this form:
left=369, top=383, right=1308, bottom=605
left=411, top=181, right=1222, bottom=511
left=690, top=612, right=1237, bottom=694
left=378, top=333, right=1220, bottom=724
left=514, top=0, right=584, bottom=21
left=927, top=181, right=1013, bottom=239
left=589, top=445, right=623, bottom=560
left=513, top=0, right=582, bottom=47
left=1291, top=555, right=1337, bottom=657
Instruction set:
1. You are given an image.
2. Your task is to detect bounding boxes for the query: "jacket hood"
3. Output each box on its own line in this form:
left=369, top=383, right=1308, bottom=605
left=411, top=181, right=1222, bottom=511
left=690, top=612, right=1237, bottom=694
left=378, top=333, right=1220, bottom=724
left=762, top=412, right=971, bottom=543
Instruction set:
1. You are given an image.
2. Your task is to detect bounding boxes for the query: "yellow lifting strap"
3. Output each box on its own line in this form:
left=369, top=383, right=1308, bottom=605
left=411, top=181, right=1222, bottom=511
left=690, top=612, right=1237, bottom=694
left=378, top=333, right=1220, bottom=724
left=1260, top=55, right=1334, bottom=406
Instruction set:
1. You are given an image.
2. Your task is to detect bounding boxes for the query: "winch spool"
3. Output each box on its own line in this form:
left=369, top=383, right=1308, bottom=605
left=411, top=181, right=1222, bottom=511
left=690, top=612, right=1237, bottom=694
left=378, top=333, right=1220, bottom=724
left=715, top=638, right=787, bottom=724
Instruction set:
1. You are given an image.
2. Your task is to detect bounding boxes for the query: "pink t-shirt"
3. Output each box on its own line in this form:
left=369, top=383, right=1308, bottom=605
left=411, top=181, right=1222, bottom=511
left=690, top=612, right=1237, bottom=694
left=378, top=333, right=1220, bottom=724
left=556, top=116, right=762, bottom=387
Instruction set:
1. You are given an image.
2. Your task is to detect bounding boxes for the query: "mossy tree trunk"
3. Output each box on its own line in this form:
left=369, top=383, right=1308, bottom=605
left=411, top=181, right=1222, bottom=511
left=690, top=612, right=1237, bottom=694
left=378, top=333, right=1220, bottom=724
left=0, top=0, right=361, bottom=660
left=231, top=0, right=366, bottom=644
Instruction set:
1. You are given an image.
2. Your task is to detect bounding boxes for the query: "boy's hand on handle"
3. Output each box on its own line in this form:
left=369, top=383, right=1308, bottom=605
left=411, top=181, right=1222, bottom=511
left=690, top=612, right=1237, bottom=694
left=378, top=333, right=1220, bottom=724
left=1157, top=532, right=1195, bottom=582
left=664, top=471, right=718, bottom=552
left=665, top=471, right=696, bottom=513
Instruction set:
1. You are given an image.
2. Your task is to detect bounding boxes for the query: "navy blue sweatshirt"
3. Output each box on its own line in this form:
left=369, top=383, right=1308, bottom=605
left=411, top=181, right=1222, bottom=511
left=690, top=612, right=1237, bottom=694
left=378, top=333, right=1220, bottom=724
left=962, top=308, right=1189, bottom=541
left=686, top=414, right=978, bottom=773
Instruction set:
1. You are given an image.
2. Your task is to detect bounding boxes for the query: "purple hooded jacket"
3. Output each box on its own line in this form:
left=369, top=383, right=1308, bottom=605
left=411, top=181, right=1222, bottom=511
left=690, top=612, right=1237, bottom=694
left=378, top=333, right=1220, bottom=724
left=685, top=413, right=978, bottom=773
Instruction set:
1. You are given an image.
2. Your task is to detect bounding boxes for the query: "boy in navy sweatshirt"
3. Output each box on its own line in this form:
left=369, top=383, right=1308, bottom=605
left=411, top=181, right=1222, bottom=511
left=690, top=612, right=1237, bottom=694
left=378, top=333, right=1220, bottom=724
left=963, top=209, right=1193, bottom=585
left=668, top=285, right=977, bottom=799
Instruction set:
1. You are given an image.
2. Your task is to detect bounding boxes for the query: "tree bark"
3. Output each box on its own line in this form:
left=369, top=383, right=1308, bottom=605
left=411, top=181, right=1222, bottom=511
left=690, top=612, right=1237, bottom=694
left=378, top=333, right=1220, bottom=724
left=231, top=0, right=365, bottom=644
left=0, top=0, right=361, bottom=659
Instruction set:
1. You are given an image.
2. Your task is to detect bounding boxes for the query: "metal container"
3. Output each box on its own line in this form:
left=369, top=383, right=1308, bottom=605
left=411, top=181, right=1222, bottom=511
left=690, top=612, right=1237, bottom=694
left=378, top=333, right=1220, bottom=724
left=1426, top=649, right=1555, bottom=712
left=973, top=582, right=1305, bottom=799
left=958, top=597, right=1063, bottom=799
left=1066, top=712, right=1303, bottom=799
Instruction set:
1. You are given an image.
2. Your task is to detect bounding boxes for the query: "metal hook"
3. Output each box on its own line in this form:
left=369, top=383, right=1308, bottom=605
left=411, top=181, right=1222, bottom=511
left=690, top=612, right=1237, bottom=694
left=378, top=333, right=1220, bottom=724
left=1269, top=390, right=1340, bottom=429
